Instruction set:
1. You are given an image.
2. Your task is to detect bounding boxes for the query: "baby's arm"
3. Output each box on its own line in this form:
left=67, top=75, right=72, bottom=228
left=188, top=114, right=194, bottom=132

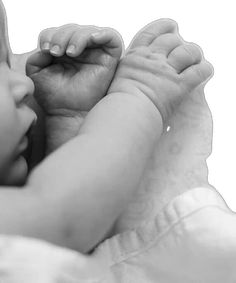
left=0, top=28, right=161, bottom=252
left=0, top=21, right=212, bottom=253
left=0, top=85, right=161, bottom=252
left=10, top=52, right=46, bottom=168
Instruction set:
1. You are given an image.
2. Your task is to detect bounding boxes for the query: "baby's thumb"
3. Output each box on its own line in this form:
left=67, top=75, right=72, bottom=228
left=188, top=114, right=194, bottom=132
left=26, top=51, right=53, bottom=77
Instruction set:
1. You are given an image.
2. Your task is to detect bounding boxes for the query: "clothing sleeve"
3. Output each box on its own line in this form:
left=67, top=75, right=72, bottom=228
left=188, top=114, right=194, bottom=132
left=0, top=187, right=236, bottom=283
left=0, top=235, right=104, bottom=283
left=95, top=187, right=236, bottom=283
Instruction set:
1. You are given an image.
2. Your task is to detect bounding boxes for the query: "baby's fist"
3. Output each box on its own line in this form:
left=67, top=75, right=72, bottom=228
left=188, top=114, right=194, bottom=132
left=108, top=20, right=213, bottom=121
left=26, top=24, right=123, bottom=116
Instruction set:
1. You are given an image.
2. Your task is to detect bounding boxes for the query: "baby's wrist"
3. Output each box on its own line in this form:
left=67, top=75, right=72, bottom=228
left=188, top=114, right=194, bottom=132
left=107, top=86, right=164, bottom=127
left=107, top=90, right=164, bottom=136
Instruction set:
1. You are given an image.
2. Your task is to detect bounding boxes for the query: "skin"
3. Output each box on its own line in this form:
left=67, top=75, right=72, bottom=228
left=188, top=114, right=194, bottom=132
left=111, top=21, right=214, bottom=233
left=26, top=19, right=212, bottom=247
left=28, top=20, right=213, bottom=239
left=0, top=0, right=212, bottom=258
left=0, top=1, right=36, bottom=185
left=26, top=25, right=123, bottom=154
left=0, top=1, right=159, bottom=253
left=13, top=26, right=124, bottom=167
left=22, top=21, right=214, bottom=237
left=27, top=21, right=212, bottom=161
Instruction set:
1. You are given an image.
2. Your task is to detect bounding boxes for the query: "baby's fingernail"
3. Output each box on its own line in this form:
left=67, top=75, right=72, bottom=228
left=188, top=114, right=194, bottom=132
left=42, top=42, right=50, bottom=51
left=50, top=45, right=61, bottom=55
left=66, top=45, right=76, bottom=55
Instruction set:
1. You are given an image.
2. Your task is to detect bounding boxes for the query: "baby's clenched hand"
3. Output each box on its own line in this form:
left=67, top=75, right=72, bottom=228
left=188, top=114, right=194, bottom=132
left=108, top=20, right=213, bottom=122
left=26, top=24, right=123, bottom=116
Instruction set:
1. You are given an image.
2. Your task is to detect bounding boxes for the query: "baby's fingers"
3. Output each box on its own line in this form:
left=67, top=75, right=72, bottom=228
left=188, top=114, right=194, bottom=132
left=39, top=27, right=56, bottom=51
left=39, top=24, right=79, bottom=56
left=66, top=28, right=123, bottom=59
left=181, top=60, right=214, bottom=90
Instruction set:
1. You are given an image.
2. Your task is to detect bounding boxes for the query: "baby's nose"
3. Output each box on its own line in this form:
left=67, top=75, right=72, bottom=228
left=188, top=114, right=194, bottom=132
left=11, top=72, right=35, bottom=105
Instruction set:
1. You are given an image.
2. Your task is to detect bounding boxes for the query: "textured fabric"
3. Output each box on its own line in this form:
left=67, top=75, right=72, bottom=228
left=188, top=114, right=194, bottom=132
left=0, top=187, right=236, bottom=282
left=95, top=187, right=236, bottom=282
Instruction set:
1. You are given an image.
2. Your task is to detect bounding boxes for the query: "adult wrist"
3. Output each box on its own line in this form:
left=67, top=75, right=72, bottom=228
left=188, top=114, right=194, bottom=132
left=45, top=112, right=87, bottom=154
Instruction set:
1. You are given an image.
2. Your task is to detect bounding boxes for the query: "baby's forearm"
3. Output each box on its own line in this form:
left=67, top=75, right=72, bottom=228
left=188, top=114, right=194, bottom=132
left=27, top=91, right=162, bottom=252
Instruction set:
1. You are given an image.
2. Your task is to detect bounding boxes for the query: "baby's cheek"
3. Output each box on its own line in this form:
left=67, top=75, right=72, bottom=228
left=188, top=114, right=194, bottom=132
left=0, top=109, right=18, bottom=148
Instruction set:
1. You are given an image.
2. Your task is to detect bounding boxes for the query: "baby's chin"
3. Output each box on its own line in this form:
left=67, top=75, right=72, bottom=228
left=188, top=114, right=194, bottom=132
left=4, top=156, right=28, bottom=186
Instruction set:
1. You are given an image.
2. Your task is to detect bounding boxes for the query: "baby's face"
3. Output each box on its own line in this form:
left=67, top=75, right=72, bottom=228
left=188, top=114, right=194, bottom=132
left=0, top=1, right=36, bottom=185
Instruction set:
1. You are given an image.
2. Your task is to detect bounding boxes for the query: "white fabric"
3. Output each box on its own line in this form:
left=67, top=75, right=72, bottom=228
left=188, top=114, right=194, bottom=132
left=0, top=187, right=236, bottom=282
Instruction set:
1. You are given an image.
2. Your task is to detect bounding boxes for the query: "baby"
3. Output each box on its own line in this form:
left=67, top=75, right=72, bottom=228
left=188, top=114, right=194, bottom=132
left=0, top=0, right=212, bottom=253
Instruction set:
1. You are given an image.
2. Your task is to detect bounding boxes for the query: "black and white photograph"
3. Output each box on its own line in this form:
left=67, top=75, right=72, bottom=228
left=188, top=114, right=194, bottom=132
left=0, top=0, right=235, bottom=282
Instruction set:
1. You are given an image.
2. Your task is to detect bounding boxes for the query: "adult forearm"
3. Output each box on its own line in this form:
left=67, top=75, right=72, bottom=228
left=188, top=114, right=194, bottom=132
left=45, top=111, right=87, bottom=154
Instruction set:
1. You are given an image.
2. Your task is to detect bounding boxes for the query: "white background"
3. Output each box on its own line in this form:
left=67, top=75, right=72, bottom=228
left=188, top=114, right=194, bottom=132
left=4, top=0, right=236, bottom=210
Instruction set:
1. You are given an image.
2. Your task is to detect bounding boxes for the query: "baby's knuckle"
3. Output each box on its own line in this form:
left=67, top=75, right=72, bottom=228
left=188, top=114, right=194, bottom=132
left=52, top=32, right=67, bottom=41
left=155, top=62, right=174, bottom=76
left=106, top=27, right=121, bottom=37
left=101, top=27, right=113, bottom=33
left=61, top=23, right=79, bottom=29
left=39, top=27, right=55, bottom=39
left=82, top=25, right=99, bottom=33
left=206, top=61, right=214, bottom=76
left=127, top=46, right=149, bottom=58
left=190, top=42, right=203, bottom=55
left=186, top=44, right=202, bottom=60
left=140, top=30, right=157, bottom=43
left=158, top=18, right=179, bottom=29
left=194, top=65, right=205, bottom=81
left=162, top=32, right=177, bottom=41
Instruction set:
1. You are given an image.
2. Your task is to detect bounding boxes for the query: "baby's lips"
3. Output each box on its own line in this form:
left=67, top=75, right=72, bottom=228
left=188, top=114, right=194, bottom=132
left=19, top=106, right=37, bottom=138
